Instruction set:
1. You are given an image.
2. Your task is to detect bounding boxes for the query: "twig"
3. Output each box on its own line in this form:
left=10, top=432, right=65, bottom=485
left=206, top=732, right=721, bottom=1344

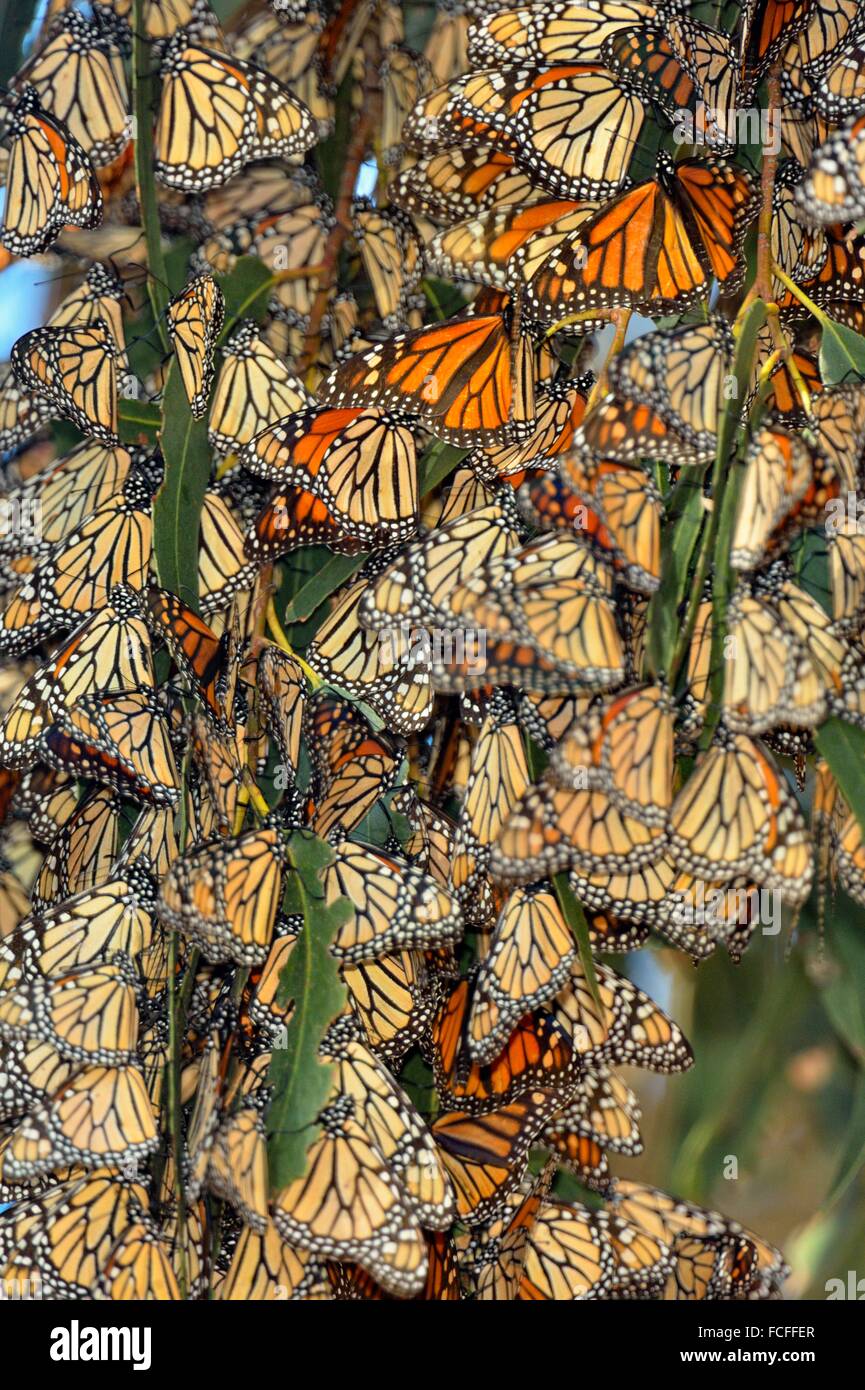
left=751, top=64, right=782, bottom=306
left=266, top=597, right=323, bottom=688
left=585, top=307, right=632, bottom=410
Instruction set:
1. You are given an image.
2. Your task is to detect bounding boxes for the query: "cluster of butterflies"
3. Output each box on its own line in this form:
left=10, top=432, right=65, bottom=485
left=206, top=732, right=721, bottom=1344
left=3, top=0, right=865, bottom=1300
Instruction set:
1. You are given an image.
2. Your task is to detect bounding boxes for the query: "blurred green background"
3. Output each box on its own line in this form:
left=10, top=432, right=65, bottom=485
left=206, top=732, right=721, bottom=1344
left=622, top=893, right=865, bottom=1299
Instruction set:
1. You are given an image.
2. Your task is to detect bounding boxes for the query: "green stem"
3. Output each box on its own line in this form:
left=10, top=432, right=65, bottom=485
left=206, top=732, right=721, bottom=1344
left=654, top=300, right=767, bottom=692
left=132, top=2, right=170, bottom=351
left=553, top=873, right=603, bottom=1014
left=772, top=262, right=831, bottom=328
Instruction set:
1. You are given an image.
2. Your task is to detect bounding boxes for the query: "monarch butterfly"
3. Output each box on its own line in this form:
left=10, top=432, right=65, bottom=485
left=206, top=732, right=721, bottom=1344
left=467, top=377, right=590, bottom=481
left=0, top=1035, right=78, bottom=1127
left=198, top=490, right=256, bottom=614
left=520, top=153, right=757, bottom=325
left=108, top=0, right=200, bottom=42
left=361, top=502, right=519, bottom=631
left=31, top=786, right=121, bottom=914
left=448, top=532, right=626, bottom=688
left=0, top=442, right=133, bottom=569
left=612, top=1178, right=789, bottom=1297
left=778, top=225, right=865, bottom=316
left=0, top=1063, right=158, bottom=1180
left=722, top=568, right=845, bottom=734
left=450, top=701, right=530, bottom=913
left=232, top=1, right=325, bottom=79
left=797, top=110, right=865, bottom=223
left=758, top=348, right=823, bottom=422
left=31, top=472, right=154, bottom=625
left=427, top=198, right=597, bottom=294
left=157, top=826, right=285, bottom=966
left=272, top=1096, right=427, bottom=1297
left=811, top=382, right=865, bottom=490
left=0, top=879, right=153, bottom=984
left=781, top=0, right=862, bottom=84
left=0, top=86, right=103, bottom=257
left=341, top=949, right=435, bottom=1064
left=11, top=7, right=130, bottom=166
left=608, top=319, right=733, bottom=458
left=404, top=64, right=645, bottom=203
left=246, top=483, right=368, bottom=562
left=11, top=317, right=119, bottom=445
left=98, top=1218, right=182, bottom=1301
left=0, top=363, right=54, bottom=451
left=603, top=17, right=738, bottom=149
left=741, top=0, right=815, bottom=92
left=166, top=274, right=226, bottom=419
left=156, top=1189, right=209, bottom=1299
left=571, top=850, right=755, bottom=961
left=491, top=762, right=667, bottom=882
left=0, top=1168, right=152, bottom=1298
left=828, top=515, right=865, bottom=628
left=47, top=263, right=128, bottom=356
left=731, top=425, right=838, bottom=571
left=206, top=1108, right=270, bottom=1233
left=780, top=72, right=834, bottom=167
left=379, top=40, right=431, bottom=159
left=318, top=290, right=536, bottom=447
left=431, top=1088, right=569, bottom=1224
left=552, top=953, right=694, bottom=1073
left=471, top=883, right=577, bottom=1045
left=394, top=147, right=545, bottom=225
left=548, top=684, right=674, bottom=826
left=526, top=458, right=662, bottom=594
left=113, top=800, right=178, bottom=884
left=455, top=1160, right=553, bottom=1298
left=657, top=1233, right=760, bottom=1300
left=305, top=581, right=433, bottom=736
left=256, top=644, right=306, bottom=788
left=201, top=158, right=320, bottom=233
left=0, top=955, right=139, bottom=1066
left=467, top=2, right=658, bottom=66
left=208, top=319, right=308, bottom=454
left=772, top=164, right=829, bottom=286
left=545, top=1063, right=642, bottom=1157
left=145, top=587, right=228, bottom=727
left=669, top=731, right=813, bottom=905
left=247, top=921, right=299, bottom=1035
left=252, top=197, right=334, bottom=322
left=0, top=866, right=31, bottom=942
left=435, top=464, right=506, bottom=525
left=804, top=31, right=865, bottom=118
left=327, top=1230, right=461, bottom=1301
left=0, top=588, right=154, bottom=766
left=434, top=977, right=578, bottom=1111
left=518, top=1199, right=671, bottom=1299
left=400, top=794, right=458, bottom=888
left=154, top=37, right=315, bottom=191
left=826, top=781, right=865, bottom=907
left=41, top=688, right=179, bottom=807
left=240, top=405, right=419, bottom=548
left=324, top=840, right=463, bottom=962
left=352, top=201, right=424, bottom=325
left=217, top=1220, right=324, bottom=1300
left=305, top=694, right=400, bottom=841
left=323, top=1020, right=456, bottom=1230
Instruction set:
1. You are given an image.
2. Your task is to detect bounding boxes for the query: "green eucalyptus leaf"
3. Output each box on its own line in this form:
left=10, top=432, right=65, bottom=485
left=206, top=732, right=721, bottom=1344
left=266, top=830, right=352, bottom=1191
